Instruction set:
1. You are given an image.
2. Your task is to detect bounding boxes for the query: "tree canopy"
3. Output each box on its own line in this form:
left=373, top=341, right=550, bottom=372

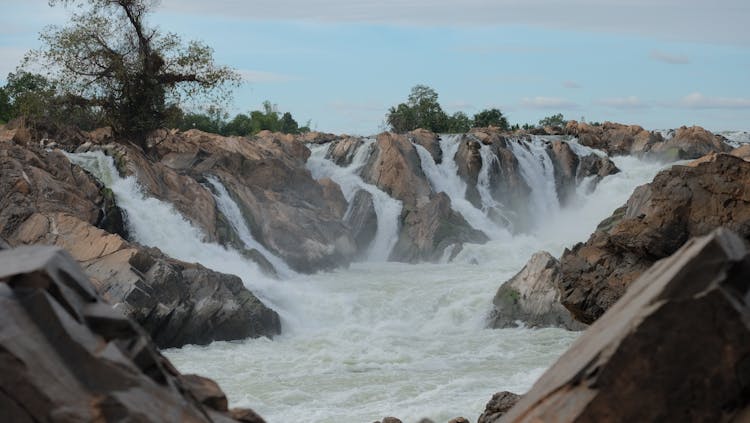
left=538, top=113, right=567, bottom=127
left=24, top=0, right=240, bottom=142
left=386, top=85, right=510, bottom=133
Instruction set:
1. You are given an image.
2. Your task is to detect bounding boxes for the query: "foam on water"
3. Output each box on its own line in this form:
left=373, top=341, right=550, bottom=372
left=67, top=148, right=673, bottom=422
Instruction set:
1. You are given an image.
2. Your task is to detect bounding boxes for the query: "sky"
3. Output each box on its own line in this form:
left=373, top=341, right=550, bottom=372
left=1, top=0, right=749, bottom=134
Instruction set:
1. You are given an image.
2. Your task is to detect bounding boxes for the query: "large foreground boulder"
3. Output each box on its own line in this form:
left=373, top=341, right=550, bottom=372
left=488, top=252, right=585, bottom=331
left=495, top=228, right=750, bottom=422
left=559, top=153, right=750, bottom=323
left=0, top=246, right=266, bottom=423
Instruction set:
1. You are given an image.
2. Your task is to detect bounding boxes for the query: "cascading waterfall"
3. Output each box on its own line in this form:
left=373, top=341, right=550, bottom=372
left=414, top=136, right=510, bottom=240
left=64, top=145, right=673, bottom=423
left=64, top=151, right=284, bottom=312
left=306, top=140, right=403, bottom=261
left=507, top=136, right=560, bottom=225
left=205, top=176, right=295, bottom=278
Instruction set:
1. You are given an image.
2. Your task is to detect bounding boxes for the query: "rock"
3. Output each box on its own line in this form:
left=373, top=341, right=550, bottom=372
left=448, top=418, right=470, bottom=423
left=11, top=212, right=281, bottom=348
left=477, top=391, right=521, bottom=423
left=229, top=408, right=267, bottom=423
left=381, top=417, right=403, bottom=423
left=548, top=140, right=579, bottom=205
left=417, top=419, right=436, bottom=423
left=454, top=135, right=483, bottom=208
left=179, top=374, right=229, bottom=411
left=325, top=136, right=365, bottom=166
left=345, top=189, right=378, bottom=252
left=389, top=193, right=489, bottom=262
left=496, top=228, right=750, bottom=423
left=558, top=153, right=750, bottom=323
left=362, top=132, right=433, bottom=210
left=731, top=144, right=750, bottom=161
left=0, top=245, right=263, bottom=422
left=409, top=128, right=442, bottom=163
left=489, top=252, right=585, bottom=331
left=649, top=125, right=733, bottom=160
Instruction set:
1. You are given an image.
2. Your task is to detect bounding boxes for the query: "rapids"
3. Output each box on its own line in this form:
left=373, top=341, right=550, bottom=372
left=68, top=139, right=671, bottom=422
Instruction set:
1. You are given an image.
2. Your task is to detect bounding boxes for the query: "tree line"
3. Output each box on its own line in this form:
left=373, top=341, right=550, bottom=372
left=1, top=0, right=571, bottom=145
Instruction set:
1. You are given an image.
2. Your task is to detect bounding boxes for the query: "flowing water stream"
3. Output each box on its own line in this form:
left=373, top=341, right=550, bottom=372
left=68, top=140, right=670, bottom=422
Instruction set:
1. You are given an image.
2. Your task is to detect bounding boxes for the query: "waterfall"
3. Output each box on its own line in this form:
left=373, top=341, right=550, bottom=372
left=65, top=151, right=281, bottom=308
left=507, top=136, right=560, bottom=224
left=306, top=139, right=403, bottom=261
left=414, top=135, right=510, bottom=240
left=205, top=176, right=295, bottom=278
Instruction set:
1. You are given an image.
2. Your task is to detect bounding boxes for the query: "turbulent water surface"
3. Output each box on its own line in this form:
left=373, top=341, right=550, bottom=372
left=70, top=141, right=671, bottom=422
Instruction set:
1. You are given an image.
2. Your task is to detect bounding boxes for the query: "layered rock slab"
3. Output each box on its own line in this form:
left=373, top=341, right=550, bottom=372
left=0, top=246, right=266, bottom=423
left=495, top=228, right=750, bottom=422
left=559, top=153, right=750, bottom=323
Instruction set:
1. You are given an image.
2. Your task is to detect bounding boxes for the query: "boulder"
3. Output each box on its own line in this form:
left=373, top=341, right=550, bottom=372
left=361, top=132, right=432, bottom=210
left=548, top=141, right=619, bottom=204
left=325, top=136, right=365, bottom=166
left=559, top=153, right=750, bottom=324
left=454, top=135, right=483, bottom=208
left=478, top=392, right=521, bottom=423
left=389, top=193, right=489, bottom=263
left=11, top=212, right=281, bottom=348
left=0, top=245, right=265, bottom=423
left=496, top=228, right=750, bottom=422
left=408, top=128, right=442, bottom=163
left=345, top=189, right=378, bottom=253
left=648, top=125, right=733, bottom=160
left=489, top=252, right=585, bottom=331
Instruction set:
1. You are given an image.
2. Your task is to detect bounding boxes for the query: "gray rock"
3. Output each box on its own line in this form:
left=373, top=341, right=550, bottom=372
left=489, top=251, right=585, bottom=331
left=496, top=228, right=750, bottom=422
left=477, top=391, right=521, bottom=423
left=345, top=189, right=378, bottom=253
left=0, top=245, right=263, bottom=423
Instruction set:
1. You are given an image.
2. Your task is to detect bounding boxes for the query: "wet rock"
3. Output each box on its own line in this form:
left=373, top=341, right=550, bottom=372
left=455, top=135, right=483, bottom=208
left=448, top=418, right=470, bottom=423
left=0, top=245, right=264, bottom=423
left=559, top=153, right=750, bottom=323
left=345, top=189, right=378, bottom=253
left=409, top=128, right=443, bottom=163
left=497, top=228, right=750, bottom=423
left=477, top=391, right=521, bottom=423
left=11, top=212, right=281, bottom=348
left=229, top=408, right=267, bottom=423
left=380, top=417, right=403, bottom=423
left=362, top=132, right=432, bottom=210
left=390, top=193, right=489, bottom=263
left=489, top=252, right=585, bottom=331
left=325, top=136, right=365, bottom=166
left=648, top=125, right=733, bottom=160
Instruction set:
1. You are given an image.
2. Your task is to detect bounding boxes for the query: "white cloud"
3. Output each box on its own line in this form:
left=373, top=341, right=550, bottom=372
left=238, top=70, right=298, bottom=83
left=563, top=80, right=581, bottom=89
left=649, top=49, right=690, bottom=64
left=596, top=96, right=649, bottom=109
left=679, top=92, right=750, bottom=109
left=160, top=0, right=750, bottom=45
left=521, top=96, right=579, bottom=109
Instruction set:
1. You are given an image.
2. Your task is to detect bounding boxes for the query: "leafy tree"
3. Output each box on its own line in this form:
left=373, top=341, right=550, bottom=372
left=0, top=88, right=9, bottom=124
left=279, top=112, right=299, bottom=134
left=473, top=108, right=509, bottom=130
left=538, top=113, right=567, bottom=127
left=446, top=111, right=472, bottom=133
left=223, top=113, right=254, bottom=136
left=386, top=85, right=450, bottom=133
left=25, top=0, right=240, bottom=145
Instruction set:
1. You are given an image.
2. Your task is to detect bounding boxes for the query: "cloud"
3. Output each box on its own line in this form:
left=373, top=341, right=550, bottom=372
left=563, top=80, right=581, bottom=89
left=159, top=0, right=750, bottom=45
left=595, top=96, right=649, bottom=109
left=520, top=96, right=579, bottom=109
left=679, top=92, right=750, bottom=109
left=238, top=70, right=298, bottom=83
left=649, top=49, right=690, bottom=64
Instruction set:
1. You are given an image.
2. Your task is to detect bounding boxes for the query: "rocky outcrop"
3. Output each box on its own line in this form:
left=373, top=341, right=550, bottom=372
left=345, top=189, right=378, bottom=253
left=559, top=153, right=750, bottom=323
left=478, top=392, right=522, bottom=423
left=390, top=193, right=488, bottom=262
left=455, top=135, right=484, bottom=208
left=496, top=228, right=750, bottom=422
left=547, top=140, right=619, bottom=205
left=564, top=120, right=732, bottom=159
left=489, top=252, right=585, bottom=331
left=325, top=136, right=365, bottom=166
left=0, top=139, right=280, bottom=348
left=80, top=129, right=356, bottom=273
left=0, top=245, right=266, bottom=422
left=408, top=128, right=442, bottom=163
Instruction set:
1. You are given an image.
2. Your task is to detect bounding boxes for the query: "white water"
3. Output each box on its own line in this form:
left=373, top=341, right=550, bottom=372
left=507, top=137, right=560, bottom=226
left=67, top=148, right=673, bottom=422
left=205, top=176, right=295, bottom=278
left=306, top=139, right=403, bottom=261
left=414, top=136, right=510, bottom=240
